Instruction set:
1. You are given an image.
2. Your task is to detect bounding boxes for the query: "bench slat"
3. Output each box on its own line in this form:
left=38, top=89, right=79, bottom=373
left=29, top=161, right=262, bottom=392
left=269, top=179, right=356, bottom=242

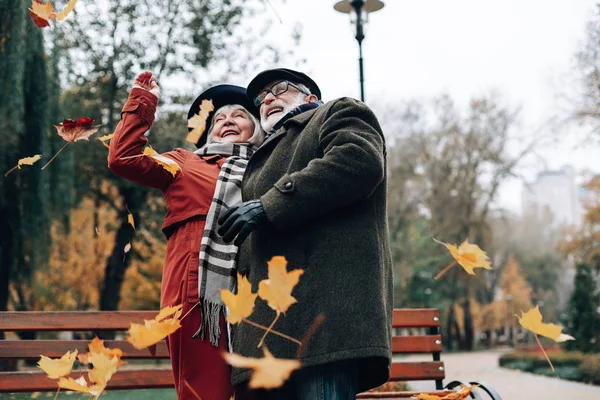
left=0, top=340, right=169, bottom=360
left=0, top=311, right=157, bottom=331
left=390, top=362, right=445, bottom=381
left=392, top=309, right=440, bottom=328
left=0, top=368, right=174, bottom=392
left=392, top=335, right=442, bottom=353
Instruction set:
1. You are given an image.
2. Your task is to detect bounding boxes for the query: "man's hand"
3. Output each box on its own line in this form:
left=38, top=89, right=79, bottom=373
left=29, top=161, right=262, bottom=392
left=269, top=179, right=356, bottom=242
left=132, top=71, right=160, bottom=100
left=218, top=200, right=268, bottom=246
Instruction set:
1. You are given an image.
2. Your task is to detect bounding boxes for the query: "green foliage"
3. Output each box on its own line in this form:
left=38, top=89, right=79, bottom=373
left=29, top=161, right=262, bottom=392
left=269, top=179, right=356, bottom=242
left=580, top=354, right=600, bottom=384
left=566, top=263, right=600, bottom=353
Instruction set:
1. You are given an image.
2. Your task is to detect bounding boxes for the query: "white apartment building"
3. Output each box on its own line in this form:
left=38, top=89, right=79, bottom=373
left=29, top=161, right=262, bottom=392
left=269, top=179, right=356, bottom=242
left=521, top=165, right=584, bottom=228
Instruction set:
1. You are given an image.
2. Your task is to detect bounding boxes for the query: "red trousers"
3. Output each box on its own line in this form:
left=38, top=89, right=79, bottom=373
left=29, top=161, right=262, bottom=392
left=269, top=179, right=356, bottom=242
left=161, top=218, right=233, bottom=400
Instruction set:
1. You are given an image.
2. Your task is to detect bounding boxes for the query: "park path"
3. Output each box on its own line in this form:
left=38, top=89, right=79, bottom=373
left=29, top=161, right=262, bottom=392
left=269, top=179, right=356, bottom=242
left=400, top=349, right=600, bottom=399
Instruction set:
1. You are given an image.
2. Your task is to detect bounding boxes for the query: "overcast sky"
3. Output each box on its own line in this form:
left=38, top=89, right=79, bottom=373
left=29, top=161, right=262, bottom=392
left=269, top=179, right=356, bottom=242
left=254, top=0, right=599, bottom=211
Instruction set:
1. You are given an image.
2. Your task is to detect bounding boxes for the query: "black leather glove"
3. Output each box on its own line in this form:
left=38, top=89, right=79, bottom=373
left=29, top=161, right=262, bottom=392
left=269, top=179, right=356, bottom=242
left=217, top=200, right=268, bottom=246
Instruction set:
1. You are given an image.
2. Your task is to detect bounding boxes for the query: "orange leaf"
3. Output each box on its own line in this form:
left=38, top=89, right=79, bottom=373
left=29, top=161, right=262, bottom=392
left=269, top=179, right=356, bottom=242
left=186, top=99, right=214, bottom=144
left=413, top=384, right=478, bottom=399
left=223, top=347, right=300, bottom=389
left=37, top=350, right=78, bottom=379
left=126, top=206, right=135, bottom=230
left=126, top=304, right=183, bottom=349
left=517, top=306, right=575, bottom=342
left=142, top=146, right=180, bottom=176
left=55, top=0, right=78, bottom=21
left=221, top=274, right=258, bottom=324
left=29, top=0, right=56, bottom=22
left=433, top=238, right=492, bottom=275
left=258, top=256, right=304, bottom=315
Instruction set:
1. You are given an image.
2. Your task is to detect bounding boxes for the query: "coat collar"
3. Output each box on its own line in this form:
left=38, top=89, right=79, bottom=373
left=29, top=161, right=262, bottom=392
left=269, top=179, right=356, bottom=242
left=259, top=104, right=321, bottom=149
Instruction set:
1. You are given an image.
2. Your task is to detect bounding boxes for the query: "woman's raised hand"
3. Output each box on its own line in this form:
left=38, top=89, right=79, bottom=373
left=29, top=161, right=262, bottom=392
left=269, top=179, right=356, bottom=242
left=132, top=71, right=160, bottom=100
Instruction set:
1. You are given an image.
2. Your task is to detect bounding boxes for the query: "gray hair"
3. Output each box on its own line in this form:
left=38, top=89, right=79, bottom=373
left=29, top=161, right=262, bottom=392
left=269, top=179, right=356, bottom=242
left=206, top=104, right=264, bottom=145
left=293, top=82, right=311, bottom=95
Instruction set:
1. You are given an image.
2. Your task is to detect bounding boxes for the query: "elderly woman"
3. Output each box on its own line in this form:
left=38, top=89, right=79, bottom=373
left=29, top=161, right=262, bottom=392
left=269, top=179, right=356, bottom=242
left=108, top=71, right=263, bottom=400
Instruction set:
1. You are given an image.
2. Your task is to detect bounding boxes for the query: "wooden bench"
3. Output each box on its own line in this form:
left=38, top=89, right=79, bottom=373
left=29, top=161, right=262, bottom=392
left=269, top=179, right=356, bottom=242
left=0, top=309, right=502, bottom=399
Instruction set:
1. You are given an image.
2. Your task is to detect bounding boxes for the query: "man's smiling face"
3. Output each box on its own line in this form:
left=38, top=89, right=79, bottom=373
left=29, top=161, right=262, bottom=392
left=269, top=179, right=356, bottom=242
left=259, top=80, right=309, bottom=132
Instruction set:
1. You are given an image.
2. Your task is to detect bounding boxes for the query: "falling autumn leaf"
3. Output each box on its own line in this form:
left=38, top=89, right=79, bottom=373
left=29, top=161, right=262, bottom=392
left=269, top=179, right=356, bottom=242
left=58, top=375, right=105, bottom=398
left=433, top=238, right=492, bottom=280
left=518, top=305, right=574, bottom=371
left=223, top=347, right=300, bottom=389
left=186, top=99, right=214, bottom=144
left=78, top=337, right=126, bottom=368
left=142, top=146, right=180, bottom=176
left=413, top=384, right=479, bottom=399
left=37, top=350, right=78, bottom=379
left=55, top=0, right=78, bottom=21
left=28, top=0, right=50, bottom=27
left=258, top=256, right=304, bottom=315
left=126, top=206, right=135, bottom=229
left=221, top=274, right=258, bottom=324
left=124, top=242, right=131, bottom=254
left=5, top=154, right=42, bottom=177
left=518, top=305, right=575, bottom=342
left=126, top=304, right=183, bottom=349
left=28, top=0, right=78, bottom=27
left=41, top=117, right=100, bottom=170
left=98, top=133, right=114, bottom=149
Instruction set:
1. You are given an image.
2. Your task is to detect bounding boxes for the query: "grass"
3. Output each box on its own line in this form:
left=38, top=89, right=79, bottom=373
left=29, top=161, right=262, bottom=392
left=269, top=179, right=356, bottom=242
left=4, top=389, right=177, bottom=400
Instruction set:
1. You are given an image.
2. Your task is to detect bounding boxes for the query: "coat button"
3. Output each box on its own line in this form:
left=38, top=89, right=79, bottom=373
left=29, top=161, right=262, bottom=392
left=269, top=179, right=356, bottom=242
left=284, top=182, right=293, bottom=190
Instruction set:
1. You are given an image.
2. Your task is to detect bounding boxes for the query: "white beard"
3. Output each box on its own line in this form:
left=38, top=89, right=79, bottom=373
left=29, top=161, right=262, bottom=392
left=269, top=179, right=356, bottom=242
left=260, top=92, right=307, bottom=132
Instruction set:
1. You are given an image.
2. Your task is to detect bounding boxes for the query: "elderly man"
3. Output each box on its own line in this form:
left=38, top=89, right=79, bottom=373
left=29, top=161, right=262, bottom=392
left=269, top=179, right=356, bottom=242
left=218, top=68, right=392, bottom=400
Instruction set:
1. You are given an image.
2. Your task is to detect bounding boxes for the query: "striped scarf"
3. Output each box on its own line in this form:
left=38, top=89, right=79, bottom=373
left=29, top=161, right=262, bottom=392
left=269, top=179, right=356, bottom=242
left=192, top=142, right=255, bottom=348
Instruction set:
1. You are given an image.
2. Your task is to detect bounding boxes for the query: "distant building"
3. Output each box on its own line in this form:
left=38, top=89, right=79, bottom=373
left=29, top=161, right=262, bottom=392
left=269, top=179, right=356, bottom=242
left=521, top=165, right=583, bottom=228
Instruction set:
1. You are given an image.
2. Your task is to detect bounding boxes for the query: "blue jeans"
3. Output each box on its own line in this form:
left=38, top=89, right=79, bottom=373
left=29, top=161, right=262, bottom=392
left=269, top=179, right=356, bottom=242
left=238, top=359, right=359, bottom=400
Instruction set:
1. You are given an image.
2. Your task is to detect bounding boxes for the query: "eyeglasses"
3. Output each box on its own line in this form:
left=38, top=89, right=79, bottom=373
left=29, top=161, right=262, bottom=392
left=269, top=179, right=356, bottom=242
left=253, top=80, right=309, bottom=106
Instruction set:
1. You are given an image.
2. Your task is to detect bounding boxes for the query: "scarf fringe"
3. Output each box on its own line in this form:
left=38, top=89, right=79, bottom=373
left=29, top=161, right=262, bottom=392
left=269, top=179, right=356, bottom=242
left=193, top=300, right=223, bottom=347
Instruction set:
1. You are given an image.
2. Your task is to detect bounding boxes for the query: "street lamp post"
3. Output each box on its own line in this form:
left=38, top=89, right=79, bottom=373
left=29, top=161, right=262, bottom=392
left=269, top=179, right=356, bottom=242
left=334, top=0, right=384, bottom=102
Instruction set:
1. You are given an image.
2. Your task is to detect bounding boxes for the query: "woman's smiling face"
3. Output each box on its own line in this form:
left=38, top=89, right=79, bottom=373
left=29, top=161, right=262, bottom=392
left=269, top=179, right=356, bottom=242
left=210, top=105, right=255, bottom=144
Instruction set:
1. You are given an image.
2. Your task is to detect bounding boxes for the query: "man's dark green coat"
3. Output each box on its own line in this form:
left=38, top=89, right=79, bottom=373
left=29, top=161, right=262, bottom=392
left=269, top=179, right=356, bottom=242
left=232, top=97, right=393, bottom=392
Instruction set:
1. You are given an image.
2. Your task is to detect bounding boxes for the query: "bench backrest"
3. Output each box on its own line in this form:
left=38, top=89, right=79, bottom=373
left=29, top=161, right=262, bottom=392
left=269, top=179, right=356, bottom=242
left=0, top=308, right=445, bottom=392
left=390, top=308, right=445, bottom=390
left=0, top=311, right=172, bottom=392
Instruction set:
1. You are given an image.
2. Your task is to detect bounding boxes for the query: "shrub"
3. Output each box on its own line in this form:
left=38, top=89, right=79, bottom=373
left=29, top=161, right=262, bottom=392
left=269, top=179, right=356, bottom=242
left=579, top=354, right=600, bottom=385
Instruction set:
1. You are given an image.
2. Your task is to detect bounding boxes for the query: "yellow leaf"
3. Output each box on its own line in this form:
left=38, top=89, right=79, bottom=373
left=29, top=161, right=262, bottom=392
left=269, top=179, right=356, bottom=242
left=143, top=146, right=180, bottom=176
left=5, top=155, right=43, bottom=176
left=258, top=256, right=304, bottom=314
left=18, top=154, right=42, bottom=168
left=221, top=274, right=258, bottom=324
left=29, top=1, right=56, bottom=21
left=78, top=336, right=126, bottom=367
left=126, top=304, right=183, bottom=349
left=413, top=384, right=478, bottom=399
left=125, top=206, right=135, bottom=230
left=433, top=238, right=492, bottom=275
left=98, top=133, right=114, bottom=149
left=87, top=351, right=119, bottom=387
left=223, top=347, right=300, bottom=389
left=58, top=376, right=105, bottom=397
left=37, top=350, right=78, bottom=379
left=55, top=0, right=78, bottom=21
left=186, top=99, right=214, bottom=144
left=518, top=306, right=575, bottom=342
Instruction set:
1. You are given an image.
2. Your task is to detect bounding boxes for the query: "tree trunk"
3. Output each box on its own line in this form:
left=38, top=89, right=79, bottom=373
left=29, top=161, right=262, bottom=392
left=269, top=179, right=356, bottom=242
left=462, top=298, right=474, bottom=351
left=446, top=304, right=455, bottom=351
left=97, top=186, right=147, bottom=338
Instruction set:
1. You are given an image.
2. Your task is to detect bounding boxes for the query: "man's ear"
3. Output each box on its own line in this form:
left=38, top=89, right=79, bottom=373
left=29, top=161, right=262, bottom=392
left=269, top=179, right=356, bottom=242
left=306, top=94, right=319, bottom=103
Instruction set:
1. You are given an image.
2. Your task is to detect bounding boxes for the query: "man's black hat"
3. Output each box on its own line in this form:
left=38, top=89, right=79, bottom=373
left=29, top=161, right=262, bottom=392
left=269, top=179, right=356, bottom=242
left=188, top=84, right=259, bottom=148
left=247, top=68, right=322, bottom=103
